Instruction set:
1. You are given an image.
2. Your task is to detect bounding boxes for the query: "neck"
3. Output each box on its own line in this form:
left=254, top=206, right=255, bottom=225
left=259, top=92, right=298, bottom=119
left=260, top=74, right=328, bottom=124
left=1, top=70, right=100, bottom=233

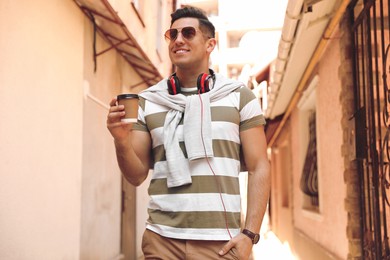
left=175, top=67, right=210, bottom=88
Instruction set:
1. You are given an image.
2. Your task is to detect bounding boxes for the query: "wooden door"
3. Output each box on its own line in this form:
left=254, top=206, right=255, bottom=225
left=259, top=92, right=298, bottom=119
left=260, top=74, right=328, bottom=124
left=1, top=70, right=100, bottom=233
left=121, top=179, right=136, bottom=260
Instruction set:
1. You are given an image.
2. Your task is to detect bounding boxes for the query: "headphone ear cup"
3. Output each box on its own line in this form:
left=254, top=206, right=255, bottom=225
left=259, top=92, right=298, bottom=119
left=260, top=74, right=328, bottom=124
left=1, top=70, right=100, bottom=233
left=197, top=73, right=211, bottom=94
left=168, top=75, right=181, bottom=95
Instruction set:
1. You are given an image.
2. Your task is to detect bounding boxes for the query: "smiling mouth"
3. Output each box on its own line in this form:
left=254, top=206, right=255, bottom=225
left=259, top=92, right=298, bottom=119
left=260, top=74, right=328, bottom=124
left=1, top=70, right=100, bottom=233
left=174, top=49, right=189, bottom=54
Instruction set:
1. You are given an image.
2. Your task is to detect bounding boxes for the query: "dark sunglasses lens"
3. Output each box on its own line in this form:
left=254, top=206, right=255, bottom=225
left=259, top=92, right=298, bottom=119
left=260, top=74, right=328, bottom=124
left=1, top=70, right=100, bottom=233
left=168, top=29, right=178, bottom=40
left=182, top=27, right=196, bottom=39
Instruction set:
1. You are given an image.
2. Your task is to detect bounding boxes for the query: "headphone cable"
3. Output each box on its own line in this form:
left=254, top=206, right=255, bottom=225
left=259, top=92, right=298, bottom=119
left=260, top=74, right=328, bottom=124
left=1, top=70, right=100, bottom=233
left=198, top=92, right=233, bottom=240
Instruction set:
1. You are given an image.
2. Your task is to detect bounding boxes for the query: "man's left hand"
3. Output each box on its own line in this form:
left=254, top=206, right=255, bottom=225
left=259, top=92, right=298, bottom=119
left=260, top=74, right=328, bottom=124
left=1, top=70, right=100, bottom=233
left=219, top=233, right=253, bottom=260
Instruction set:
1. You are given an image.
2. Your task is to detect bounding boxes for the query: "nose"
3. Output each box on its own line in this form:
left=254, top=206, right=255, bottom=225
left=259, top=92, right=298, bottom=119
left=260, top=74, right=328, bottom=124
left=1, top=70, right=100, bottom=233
left=174, top=31, right=185, bottom=43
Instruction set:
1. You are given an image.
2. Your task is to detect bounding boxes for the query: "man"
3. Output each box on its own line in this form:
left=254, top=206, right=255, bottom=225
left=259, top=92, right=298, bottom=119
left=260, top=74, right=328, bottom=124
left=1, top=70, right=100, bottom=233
left=107, top=6, right=270, bottom=260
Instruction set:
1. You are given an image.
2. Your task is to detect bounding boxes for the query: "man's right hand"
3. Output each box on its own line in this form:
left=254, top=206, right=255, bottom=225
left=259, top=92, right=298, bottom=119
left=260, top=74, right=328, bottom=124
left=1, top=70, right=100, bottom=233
left=107, top=97, right=152, bottom=186
left=107, top=98, right=133, bottom=141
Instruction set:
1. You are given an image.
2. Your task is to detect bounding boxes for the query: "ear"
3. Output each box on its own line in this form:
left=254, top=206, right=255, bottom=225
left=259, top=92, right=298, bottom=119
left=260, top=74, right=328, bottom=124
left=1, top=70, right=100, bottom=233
left=206, top=38, right=217, bottom=54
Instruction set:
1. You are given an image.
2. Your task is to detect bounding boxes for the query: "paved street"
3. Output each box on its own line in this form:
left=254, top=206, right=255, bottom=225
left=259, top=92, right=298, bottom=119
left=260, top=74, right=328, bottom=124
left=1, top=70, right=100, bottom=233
left=252, top=231, right=296, bottom=260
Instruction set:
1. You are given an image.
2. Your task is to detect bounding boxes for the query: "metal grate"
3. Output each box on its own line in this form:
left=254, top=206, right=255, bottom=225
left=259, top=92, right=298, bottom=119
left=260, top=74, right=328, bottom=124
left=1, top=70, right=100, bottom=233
left=352, top=0, right=390, bottom=258
left=300, top=112, right=319, bottom=206
left=73, top=0, right=162, bottom=86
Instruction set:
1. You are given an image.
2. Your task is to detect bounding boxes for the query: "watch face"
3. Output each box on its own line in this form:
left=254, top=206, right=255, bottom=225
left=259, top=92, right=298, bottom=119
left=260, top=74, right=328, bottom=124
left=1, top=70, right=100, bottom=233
left=253, top=234, right=260, bottom=244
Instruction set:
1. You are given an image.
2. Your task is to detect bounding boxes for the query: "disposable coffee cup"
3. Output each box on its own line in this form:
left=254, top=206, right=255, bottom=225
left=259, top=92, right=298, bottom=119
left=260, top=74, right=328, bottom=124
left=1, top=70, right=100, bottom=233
left=117, top=94, right=139, bottom=123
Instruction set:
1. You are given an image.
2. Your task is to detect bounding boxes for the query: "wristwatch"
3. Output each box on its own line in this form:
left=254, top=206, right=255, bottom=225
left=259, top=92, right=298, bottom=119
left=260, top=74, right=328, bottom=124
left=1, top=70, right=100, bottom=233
left=242, top=229, right=260, bottom=244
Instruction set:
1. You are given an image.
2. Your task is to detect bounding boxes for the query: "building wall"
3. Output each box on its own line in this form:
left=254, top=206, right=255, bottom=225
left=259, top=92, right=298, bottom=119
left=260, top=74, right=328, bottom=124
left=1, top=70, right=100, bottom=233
left=107, top=1, right=173, bottom=259
left=269, top=127, right=294, bottom=245
left=0, top=0, right=84, bottom=258
left=270, top=25, right=348, bottom=260
left=338, top=10, right=361, bottom=260
left=79, top=15, right=129, bottom=259
left=316, top=30, right=347, bottom=258
left=110, top=0, right=172, bottom=78
left=0, top=0, right=172, bottom=259
left=293, top=29, right=347, bottom=259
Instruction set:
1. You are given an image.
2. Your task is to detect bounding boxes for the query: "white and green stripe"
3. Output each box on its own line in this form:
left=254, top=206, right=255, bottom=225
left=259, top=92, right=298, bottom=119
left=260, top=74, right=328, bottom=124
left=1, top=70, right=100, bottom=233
left=133, top=85, right=265, bottom=240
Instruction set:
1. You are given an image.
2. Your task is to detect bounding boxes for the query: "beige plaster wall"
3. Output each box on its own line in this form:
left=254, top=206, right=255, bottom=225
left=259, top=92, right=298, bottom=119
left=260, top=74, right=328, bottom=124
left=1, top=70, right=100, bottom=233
left=109, top=0, right=172, bottom=78
left=270, top=131, right=294, bottom=245
left=291, top=35, right=348, bottom=258
left=0, top=0, right=173, bottom=259
left=79, top=15, right=125, bottom=259
left=80, top=1, right=174, bottom=258
left=106, top=1, right=174, bottom=258
left=0, top=0, right=84, bottom=258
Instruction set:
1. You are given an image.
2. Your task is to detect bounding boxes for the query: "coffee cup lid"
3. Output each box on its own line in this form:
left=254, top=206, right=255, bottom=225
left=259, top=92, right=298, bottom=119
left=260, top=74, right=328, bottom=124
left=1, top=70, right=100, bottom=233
left=117, top=94, right=139, bottom=100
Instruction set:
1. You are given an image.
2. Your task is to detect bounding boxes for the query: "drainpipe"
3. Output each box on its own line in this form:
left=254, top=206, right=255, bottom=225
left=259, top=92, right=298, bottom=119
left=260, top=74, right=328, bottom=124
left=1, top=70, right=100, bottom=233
left=268, top=0, right=351, bottom=147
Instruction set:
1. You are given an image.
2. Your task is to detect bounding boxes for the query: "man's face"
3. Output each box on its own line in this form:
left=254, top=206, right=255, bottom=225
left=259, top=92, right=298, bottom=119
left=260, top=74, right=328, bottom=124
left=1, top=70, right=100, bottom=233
left=167, top=18, right=214, bottom=70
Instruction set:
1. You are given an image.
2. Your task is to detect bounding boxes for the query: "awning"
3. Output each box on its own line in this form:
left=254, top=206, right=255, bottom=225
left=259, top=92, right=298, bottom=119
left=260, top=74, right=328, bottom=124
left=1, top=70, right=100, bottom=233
left=255, top=63, right=271, bottom=84
left=73, top=0, right=162, bottom=86
left=265, top=114, right=284, bottom=145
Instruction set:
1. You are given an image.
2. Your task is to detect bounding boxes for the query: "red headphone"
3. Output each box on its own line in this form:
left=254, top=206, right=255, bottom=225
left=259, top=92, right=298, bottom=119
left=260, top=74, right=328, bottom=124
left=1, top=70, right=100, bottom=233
left=167, top=69, right=215, bottom=95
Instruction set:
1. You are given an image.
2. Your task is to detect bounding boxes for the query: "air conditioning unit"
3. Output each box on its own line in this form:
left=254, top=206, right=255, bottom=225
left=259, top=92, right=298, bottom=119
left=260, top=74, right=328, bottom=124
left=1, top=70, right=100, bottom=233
left=303, top=0, right=324, bottom=13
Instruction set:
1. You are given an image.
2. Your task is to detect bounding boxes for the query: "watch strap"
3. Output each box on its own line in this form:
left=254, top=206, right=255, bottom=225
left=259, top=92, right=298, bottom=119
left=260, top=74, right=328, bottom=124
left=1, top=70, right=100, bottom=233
left=242, top=229, right=260, bottom=244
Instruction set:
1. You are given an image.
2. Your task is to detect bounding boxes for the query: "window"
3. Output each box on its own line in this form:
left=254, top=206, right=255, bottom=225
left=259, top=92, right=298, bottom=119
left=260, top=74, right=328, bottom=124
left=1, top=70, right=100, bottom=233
left=297, top=76, right=319, bottom=211
left=300, top=112, right=318, bottom=208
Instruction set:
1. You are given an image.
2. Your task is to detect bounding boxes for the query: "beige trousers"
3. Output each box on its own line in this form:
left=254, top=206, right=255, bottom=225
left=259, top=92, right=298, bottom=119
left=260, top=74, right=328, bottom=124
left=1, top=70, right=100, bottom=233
left=142, top=229, right=239, bottom=260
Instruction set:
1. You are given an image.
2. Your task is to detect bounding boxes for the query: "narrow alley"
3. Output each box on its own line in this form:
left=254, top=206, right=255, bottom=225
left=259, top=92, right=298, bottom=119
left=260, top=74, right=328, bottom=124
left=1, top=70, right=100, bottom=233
left=1, top=0, right=388, bottom=259
left=253, top=231, right=296, bottom=260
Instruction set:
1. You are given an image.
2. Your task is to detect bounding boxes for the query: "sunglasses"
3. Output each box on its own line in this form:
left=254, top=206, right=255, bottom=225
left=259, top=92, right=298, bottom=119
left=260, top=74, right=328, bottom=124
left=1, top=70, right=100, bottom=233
left=164, top=26, right=202, bottom=42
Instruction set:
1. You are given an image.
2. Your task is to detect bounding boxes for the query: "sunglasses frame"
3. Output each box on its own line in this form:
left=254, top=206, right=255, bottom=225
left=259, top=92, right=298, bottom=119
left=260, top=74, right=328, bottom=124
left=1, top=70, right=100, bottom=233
left=164, top=26, right=205, bottom=42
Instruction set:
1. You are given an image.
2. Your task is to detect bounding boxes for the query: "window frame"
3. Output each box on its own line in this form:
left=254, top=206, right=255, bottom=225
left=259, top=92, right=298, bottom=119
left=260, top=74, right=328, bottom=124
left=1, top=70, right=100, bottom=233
left=297, top=75, right=320, bottom=213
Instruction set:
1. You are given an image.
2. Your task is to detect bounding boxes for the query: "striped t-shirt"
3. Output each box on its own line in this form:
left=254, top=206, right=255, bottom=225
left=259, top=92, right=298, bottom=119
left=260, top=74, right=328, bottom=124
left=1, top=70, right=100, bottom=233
left=133, top=80, right=266, bottom=241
